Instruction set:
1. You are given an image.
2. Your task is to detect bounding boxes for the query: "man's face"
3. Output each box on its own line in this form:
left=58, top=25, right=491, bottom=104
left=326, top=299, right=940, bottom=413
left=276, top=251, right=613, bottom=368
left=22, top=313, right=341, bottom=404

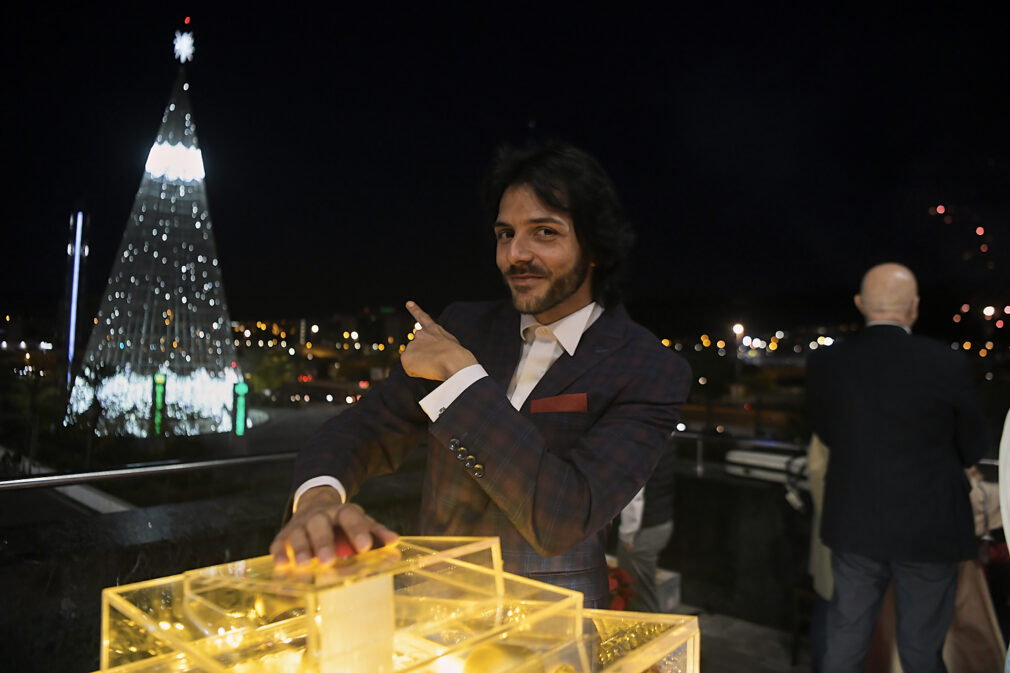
left=494, top=184, right=593, bottom=324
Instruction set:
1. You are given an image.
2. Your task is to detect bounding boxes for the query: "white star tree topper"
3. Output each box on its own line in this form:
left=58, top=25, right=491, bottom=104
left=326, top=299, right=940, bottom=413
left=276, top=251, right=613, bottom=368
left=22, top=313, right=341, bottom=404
left=174, top=31, right=195, bottom=63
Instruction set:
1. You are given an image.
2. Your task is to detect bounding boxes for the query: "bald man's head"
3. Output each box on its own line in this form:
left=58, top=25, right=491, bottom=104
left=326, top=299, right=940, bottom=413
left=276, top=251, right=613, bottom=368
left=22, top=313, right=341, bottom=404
left=854, top=263, right=919, bottom=326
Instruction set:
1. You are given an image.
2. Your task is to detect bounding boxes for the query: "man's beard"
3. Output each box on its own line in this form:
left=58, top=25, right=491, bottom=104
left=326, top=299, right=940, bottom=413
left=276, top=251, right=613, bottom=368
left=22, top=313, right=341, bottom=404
left=504, top=253, right=591, bottom=317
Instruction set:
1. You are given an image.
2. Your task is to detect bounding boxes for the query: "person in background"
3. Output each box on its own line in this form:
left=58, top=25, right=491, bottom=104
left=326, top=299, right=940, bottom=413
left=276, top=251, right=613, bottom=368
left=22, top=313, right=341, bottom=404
left=1000, top=408, right=1010, bottom=673
left=806, top=433, right=831, bottom=672
left=806, top=262, right=991, bottom=673
left=617, top=443, right=676, bottom=612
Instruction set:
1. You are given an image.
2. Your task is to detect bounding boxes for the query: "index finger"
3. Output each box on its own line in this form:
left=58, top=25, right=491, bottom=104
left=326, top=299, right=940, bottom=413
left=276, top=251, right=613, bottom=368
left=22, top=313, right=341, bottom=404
left=405, top=300, right=437, bottom=330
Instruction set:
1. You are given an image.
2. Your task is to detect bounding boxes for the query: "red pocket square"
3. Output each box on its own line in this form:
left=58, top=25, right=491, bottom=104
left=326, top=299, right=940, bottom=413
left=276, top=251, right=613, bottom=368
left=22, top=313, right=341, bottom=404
left=530, top=393, right=588, bottom=413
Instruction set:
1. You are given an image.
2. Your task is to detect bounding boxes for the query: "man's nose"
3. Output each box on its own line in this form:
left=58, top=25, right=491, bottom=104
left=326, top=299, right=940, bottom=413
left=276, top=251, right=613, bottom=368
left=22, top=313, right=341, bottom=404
left=506, top=235, right=534, bottom=263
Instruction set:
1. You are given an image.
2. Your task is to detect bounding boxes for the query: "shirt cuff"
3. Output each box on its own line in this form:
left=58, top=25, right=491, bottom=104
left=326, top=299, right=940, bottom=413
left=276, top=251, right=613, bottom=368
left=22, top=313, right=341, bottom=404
left=293, top=476, right=346, bottom=511
left=418, top=364, right=488, bottom=422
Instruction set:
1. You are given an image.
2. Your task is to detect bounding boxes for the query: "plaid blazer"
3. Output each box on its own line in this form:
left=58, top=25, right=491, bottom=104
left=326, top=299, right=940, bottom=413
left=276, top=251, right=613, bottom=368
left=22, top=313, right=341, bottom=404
left=294, top=300, right=692, bottom=604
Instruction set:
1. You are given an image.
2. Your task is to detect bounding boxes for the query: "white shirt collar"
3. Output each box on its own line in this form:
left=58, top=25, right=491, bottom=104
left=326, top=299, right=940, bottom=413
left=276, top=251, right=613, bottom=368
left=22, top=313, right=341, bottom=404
left=866, top=320, right=912, bottom=335
left=519, top=302, right=602, bottom=356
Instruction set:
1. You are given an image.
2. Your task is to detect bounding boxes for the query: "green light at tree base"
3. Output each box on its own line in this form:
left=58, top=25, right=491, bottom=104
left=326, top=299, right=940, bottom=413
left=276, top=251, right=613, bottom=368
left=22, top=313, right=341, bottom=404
left=152, top=373, right=167, bottom=436
left=233, top=381, right=249, bottom=437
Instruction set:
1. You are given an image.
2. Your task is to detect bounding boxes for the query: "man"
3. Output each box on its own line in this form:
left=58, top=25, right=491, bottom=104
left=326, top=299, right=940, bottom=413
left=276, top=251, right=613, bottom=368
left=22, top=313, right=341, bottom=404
left=271, top=141, right=692, bottom=606
left=806, top=262, right=992, bottom=673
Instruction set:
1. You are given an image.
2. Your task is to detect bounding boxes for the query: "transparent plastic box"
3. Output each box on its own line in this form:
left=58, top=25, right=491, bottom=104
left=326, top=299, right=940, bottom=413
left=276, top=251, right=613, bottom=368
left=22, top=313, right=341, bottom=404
left=96, top=536, right=699, bottom=673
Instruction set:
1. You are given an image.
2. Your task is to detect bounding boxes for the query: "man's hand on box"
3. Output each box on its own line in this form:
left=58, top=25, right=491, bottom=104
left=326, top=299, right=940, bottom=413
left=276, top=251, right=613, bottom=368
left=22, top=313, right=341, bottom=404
left=270, top=487, right=399, bottom=567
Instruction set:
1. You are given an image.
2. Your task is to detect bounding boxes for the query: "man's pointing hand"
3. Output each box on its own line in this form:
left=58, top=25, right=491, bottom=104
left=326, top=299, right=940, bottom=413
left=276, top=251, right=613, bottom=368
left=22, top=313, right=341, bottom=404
left=400, top=301, right=478, bottom=381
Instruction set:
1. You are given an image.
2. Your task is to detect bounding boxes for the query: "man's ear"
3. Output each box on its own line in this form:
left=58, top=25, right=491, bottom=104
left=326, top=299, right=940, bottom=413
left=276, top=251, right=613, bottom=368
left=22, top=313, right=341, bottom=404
left=854, top=294, right=864, bottom=314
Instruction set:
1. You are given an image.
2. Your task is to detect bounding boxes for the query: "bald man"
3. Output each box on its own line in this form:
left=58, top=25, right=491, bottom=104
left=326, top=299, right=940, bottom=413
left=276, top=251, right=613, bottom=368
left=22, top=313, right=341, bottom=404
left=806, top=263, right=991, bottom=673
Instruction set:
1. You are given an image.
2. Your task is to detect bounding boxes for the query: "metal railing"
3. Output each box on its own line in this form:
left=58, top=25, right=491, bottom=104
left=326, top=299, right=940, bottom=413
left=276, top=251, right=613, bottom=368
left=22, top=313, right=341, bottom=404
left=672, top=430, right=805, bottom=477
left=671, top=431, right=997, bottom=478
left=0, top=434, right=997, bottom=494
left=0, top=451, right=296, bottom=492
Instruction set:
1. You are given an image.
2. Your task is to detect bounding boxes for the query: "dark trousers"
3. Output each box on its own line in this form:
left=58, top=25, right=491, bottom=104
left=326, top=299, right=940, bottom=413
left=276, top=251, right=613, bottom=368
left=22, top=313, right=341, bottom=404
left=617, top=520, right=673, bottom=612
left=824, top=550, right=957, bottom=673
left=811, top=593, right=829, bottom=673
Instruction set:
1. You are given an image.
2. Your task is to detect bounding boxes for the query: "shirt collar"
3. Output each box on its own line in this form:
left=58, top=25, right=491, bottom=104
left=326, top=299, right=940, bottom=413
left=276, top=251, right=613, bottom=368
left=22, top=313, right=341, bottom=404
left=865, top=320, right=912, bottom=335
left=519, top=302, right=603, bottom=356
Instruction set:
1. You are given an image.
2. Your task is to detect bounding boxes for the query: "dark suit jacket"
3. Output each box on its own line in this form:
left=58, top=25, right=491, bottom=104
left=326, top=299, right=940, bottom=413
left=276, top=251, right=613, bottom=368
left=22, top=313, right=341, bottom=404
left=293, top=300, right=692, bottom=603
left=806, top=324, right=991, bottom=562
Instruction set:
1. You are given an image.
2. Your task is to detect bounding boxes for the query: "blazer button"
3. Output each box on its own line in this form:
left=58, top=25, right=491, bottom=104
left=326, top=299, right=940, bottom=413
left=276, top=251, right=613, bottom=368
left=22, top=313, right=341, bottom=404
left=448, top=438, right=461, bottom=452
left=464, top=455, right=476, bottom=469
left=455, top=447, right=468, bottom=461
left=472, top=464, right=485, bottom=478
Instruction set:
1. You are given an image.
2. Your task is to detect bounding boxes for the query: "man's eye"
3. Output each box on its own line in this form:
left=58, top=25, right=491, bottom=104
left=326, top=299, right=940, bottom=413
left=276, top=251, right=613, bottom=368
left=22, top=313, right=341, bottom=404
left=536, top=228, right=557, bottom=238
left=495, top=230, right=513, bottom=241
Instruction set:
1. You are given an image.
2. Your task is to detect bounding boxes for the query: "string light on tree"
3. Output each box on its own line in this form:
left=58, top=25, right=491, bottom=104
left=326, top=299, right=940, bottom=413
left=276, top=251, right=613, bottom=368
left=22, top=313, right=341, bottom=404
left=174, top=31, right=194, bottom=63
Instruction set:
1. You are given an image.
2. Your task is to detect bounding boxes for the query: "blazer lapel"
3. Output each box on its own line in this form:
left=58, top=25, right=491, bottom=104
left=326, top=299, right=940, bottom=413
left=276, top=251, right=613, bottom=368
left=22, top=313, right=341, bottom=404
left=479, top=303, right=523, bottom=388
left=522, top=306, right=629, bottom=408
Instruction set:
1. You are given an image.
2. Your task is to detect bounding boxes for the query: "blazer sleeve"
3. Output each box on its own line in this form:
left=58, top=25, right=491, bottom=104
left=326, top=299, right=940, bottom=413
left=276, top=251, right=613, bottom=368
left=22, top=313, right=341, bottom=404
left=950, top=354, right=993, bottom=467
left=291, top=361, right=433, bottom=500
left=427, top=338, right=692, bottom=556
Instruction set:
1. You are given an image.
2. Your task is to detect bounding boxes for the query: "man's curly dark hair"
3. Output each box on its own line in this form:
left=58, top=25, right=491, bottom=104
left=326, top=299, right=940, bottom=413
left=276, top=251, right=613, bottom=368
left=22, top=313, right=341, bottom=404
left=483, top=140, right=635, bottom=308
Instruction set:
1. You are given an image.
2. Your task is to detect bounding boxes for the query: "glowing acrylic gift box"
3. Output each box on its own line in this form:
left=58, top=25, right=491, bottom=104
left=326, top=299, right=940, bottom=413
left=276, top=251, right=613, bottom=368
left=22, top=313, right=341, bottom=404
left=97, top=536, right=699, bottom=673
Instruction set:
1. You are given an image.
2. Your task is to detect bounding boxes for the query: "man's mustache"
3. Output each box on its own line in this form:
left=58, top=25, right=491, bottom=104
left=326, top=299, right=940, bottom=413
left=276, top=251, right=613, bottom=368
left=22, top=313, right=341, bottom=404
left=505, top=263, right=548, bottom=277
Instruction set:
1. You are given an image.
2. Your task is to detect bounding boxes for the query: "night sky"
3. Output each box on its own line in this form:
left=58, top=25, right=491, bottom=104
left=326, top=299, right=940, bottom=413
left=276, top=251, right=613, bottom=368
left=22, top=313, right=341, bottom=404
left=7, top=5, right=1009, bottom=338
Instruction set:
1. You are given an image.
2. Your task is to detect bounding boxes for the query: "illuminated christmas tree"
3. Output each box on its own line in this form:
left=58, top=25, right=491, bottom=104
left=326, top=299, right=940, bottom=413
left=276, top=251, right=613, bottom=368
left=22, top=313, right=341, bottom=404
left=68, top=30, right=242, bottom=437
